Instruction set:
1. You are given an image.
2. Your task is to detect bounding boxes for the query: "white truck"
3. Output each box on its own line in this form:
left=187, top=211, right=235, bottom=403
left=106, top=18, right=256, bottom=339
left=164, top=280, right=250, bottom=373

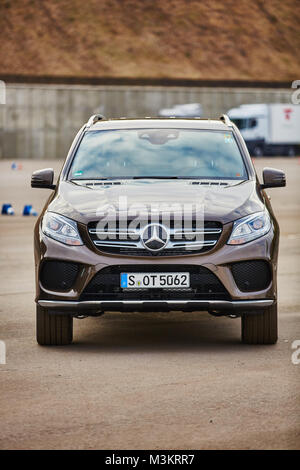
left=227, top=104, right=300, bottom=156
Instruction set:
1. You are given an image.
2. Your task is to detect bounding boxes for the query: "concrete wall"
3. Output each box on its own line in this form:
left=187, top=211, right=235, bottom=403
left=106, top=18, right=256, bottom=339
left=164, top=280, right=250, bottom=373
left=0, top=83, right=293, bottom=159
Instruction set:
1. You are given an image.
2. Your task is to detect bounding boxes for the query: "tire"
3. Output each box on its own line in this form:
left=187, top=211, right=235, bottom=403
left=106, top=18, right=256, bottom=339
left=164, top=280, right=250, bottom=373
left=241, top=302, right=277, bottom=345
left=36, top=305, right=73, bottom=346
left=287, top=146, right=296, bottom=157
left=252, top=146, right=263, bottom=157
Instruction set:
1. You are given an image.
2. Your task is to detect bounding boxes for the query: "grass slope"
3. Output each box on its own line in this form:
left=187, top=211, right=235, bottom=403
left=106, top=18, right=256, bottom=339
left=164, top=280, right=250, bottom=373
left=0, top=0, right=299, bottom=81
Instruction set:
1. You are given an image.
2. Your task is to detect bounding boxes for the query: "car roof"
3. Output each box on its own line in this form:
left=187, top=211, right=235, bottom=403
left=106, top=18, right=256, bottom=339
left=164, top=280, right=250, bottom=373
left=90, top=118, right=232, bottom=132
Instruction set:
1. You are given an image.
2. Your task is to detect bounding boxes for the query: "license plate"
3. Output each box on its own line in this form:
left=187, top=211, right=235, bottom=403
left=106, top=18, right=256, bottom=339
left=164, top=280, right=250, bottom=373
left=120, top=272, right=190, bottom=289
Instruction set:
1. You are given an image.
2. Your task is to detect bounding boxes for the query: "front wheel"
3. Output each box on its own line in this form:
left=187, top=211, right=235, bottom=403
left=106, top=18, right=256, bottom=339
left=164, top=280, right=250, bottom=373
left=241, top=303, right=277, bottom=344
left=287, top=146, right=296, bottom=157
left=36, top=305, right=73, bottom=346
left=252, top=145, right=264, bottom=157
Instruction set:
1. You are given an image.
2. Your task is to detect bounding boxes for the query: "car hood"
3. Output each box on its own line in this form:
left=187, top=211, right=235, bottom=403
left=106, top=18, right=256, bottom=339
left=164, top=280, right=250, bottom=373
left=47, top=179, right=264, bottom=225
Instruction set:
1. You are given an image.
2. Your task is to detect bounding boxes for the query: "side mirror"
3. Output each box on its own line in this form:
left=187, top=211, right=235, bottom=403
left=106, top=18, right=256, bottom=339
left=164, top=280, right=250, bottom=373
left=31, top=168, right=55, bottom=190
left=260, top=167, right=286, bottom=189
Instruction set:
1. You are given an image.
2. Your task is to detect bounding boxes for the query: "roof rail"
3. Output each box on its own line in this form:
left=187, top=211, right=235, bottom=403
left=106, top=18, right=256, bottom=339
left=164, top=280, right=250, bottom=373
left=219, top=114, right=232, bottom=126
left=86, top=114, right=106, bottom=127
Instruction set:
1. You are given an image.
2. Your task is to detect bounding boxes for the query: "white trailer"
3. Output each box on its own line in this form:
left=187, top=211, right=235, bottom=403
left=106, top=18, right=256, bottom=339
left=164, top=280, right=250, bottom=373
left=227, top=104, right=300, bottom=156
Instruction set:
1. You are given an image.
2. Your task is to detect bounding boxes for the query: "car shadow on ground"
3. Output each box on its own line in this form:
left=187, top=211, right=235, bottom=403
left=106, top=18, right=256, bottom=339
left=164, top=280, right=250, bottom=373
left=61, top=311, right=251, bottom=353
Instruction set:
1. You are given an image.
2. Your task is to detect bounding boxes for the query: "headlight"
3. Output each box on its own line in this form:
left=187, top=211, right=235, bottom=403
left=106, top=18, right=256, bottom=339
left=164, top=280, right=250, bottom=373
left=42, top=212, right=83, bottom=246
left=227, top=211, right=271, bottom=245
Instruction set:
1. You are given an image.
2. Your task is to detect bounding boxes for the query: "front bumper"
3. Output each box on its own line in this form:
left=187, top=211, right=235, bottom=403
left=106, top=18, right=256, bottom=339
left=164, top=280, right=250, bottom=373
left=38, top=299, right=273, bottom=314
left=35, top=215, right=279, bottom=311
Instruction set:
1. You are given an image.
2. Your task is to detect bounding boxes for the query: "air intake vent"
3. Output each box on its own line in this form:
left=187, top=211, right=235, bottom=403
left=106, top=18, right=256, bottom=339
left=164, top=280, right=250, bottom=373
left=189, top=181, right=228, bottom=186
left=231, top=260, right=271, bottom=292
left=80, top=265, right=230, bottom=301
left=40, top=261, right=80, bottom=291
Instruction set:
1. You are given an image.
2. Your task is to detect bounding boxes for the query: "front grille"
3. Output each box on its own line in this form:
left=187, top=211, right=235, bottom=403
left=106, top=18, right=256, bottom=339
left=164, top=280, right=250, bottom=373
left=231, top=260, right=272, bottom=292
left=40, top=260, right=80, bottom=291
left=80, top=265, right=230, bottom=301
left=88, top=219, right=222, bottom=256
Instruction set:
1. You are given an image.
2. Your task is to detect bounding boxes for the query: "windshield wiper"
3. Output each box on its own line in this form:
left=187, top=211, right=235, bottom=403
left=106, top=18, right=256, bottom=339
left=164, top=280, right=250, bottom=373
left=71, top=176, right=180, bottom=181
left=71, top=177, right=125, bottom=181
left=71, top=176, right=244, bottom=182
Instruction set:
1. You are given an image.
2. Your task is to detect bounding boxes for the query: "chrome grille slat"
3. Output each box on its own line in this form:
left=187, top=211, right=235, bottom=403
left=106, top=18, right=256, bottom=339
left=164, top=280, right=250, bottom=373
left=88, top=220, right=223, bottom=256
left=88, top=228, right=222, bottom=235
left=89, top=229, right=139, bottom=235
left=94, top=241, right=139, bottom=248
left=173, top=229, right=222, bottom=236
left=170, top=240, right=217, bottom=248
left=93, top=239, right=217, bottom=249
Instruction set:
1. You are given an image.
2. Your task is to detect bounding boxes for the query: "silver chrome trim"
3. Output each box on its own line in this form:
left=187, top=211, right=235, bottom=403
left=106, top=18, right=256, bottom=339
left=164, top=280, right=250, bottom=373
left=93, top=239, right=217, bottom=249
left=141, top=223, right=169, bottom=252
left=94, top=241, right=138, bottom=248
left=38, top=299, right=274, bottom=310
left=171, top=240, right=216, bottom=248
left=89, top=225, right=221, bottom=251
left=174, top=229, right=222, bottom=236
left=88, top=227, right=222, bottom=236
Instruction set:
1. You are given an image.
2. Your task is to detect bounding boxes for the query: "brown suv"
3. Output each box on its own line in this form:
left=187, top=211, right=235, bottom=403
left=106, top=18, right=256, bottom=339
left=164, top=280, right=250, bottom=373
left=32, top=114, right=286, bottom=346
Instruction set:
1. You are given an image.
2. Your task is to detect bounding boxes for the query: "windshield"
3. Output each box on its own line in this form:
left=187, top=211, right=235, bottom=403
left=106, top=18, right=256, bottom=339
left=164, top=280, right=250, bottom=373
left=69, top=129, right=247, bottom=180
left=231, top=118, right=248, bottom=130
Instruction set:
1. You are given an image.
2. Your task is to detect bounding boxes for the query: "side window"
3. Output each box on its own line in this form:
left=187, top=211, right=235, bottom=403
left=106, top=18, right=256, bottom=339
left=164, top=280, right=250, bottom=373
left=249, top=118, right=257, bottom=128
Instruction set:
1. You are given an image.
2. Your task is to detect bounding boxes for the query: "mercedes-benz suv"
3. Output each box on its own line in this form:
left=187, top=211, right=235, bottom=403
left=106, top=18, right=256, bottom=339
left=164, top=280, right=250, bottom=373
left=32, top=114, right=286, bottom=346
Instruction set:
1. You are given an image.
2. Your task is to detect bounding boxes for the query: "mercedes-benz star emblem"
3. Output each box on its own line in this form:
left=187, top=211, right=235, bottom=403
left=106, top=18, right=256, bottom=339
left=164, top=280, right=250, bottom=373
left=141, top=224, right=169, bottom=252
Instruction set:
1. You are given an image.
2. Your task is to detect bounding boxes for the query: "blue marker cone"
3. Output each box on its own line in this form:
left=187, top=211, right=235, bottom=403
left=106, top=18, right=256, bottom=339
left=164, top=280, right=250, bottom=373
left=23, top=205, right=38, bottom=216
left=11, top=162, right=17, bottom=170
left=2, top=204, right=14, bottom=215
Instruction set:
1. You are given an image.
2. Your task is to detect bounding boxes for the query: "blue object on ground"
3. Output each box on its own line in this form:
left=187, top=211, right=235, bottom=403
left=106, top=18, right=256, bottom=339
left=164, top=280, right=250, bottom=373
left=23, top=205, right=38, bottom=216
left=2, top=204, right=14, bottom=215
